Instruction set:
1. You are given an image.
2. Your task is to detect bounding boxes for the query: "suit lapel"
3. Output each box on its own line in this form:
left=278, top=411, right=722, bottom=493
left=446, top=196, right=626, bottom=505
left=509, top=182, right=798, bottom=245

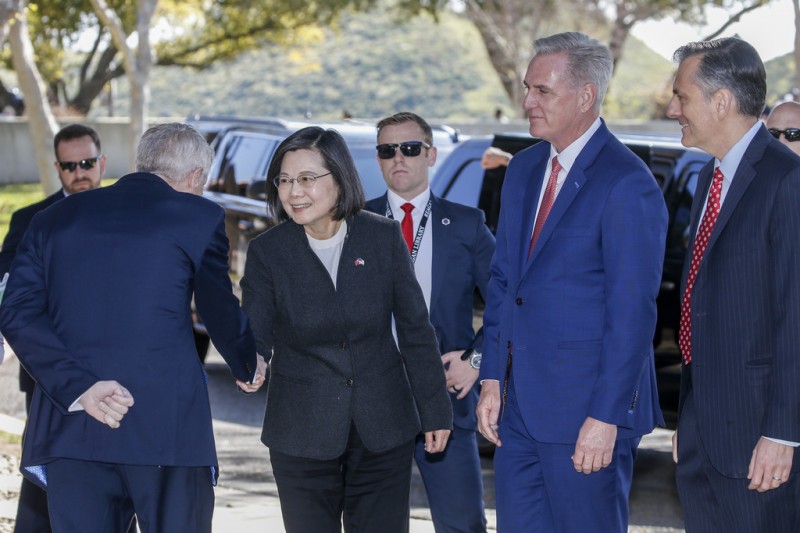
left=429, top=195, right=448, bottom=315
left=526, top=167, right=587, bottom=264
left=525, top=122, right=610, bottom=267
left=704, top=127, right=769, bottom=255
left=517, top=153, right=548, bottom=273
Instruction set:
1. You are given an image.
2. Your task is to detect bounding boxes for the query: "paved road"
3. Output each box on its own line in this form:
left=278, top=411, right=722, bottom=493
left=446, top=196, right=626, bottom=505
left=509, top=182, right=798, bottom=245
left=0, top=345, right=685, bottom=532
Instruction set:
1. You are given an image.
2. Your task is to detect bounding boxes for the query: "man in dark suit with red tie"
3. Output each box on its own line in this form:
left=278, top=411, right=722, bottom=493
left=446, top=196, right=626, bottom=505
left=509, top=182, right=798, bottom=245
left=366, top=112, right=495, bottom=532
left=0, top=123, right=106, bottom=533
left=667, top=37, right=800, bottom=531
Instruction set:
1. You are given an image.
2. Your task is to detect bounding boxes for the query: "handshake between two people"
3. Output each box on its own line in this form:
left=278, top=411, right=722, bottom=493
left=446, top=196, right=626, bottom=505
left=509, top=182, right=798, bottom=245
left=77, top=354, right=269, bottom=429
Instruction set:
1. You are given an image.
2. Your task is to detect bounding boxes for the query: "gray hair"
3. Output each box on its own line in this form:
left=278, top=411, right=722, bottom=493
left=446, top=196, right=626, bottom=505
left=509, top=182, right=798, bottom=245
left=532, top=32, right=613, bottom=113
left=135, top=123, right=213, bottom=186
left=672, top=37, right=766, bottom=119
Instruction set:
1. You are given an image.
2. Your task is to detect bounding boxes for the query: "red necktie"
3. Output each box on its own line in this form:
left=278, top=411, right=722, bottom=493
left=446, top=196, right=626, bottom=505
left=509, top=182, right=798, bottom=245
left=679, top=167, right=724, bottom=365
left=401, top=202, right=414, bottom=252
left=528, top=156, right=561, bottom=258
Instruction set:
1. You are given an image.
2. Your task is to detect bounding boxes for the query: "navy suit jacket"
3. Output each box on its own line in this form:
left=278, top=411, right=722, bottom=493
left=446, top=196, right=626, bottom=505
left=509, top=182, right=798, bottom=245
left=0, top=173, right=256, bottom=485
left=365, top=193, right=495, bottom=430
left=481, top=120, right=667, bottom=442
left=0, top=190, right=66, bottom=394
left=679, top=125, right=800, bottom=477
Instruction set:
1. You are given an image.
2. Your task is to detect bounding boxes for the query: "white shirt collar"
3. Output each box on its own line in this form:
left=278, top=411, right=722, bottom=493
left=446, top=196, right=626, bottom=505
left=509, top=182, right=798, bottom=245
left=548, top=117, right=602, bottom=174
left=386, top=188, right=431, bottom=217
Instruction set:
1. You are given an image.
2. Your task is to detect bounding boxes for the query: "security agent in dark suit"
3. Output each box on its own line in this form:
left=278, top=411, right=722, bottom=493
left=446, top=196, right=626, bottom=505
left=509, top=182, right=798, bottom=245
left=241, top=126, right=452, bottom=533
left=0, top=123, right=105, bottom=533
left=366, top=112, right=494, bottom=533
left=667, top=37, right=800, bottom=532
left=0, top=123, right=263, bottom=532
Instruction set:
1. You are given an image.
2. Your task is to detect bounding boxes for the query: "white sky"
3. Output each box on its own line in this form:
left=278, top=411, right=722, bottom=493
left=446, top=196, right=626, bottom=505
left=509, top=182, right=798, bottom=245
left=632, top=0, right=795, bottom=62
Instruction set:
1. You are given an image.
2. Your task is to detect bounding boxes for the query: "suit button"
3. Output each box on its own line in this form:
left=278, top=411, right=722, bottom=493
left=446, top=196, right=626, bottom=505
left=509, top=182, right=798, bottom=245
left=345, top=379, right=353, bottom=387
left=340, top=342, right=348, bottom=349
left=515, top=297, right=524, bottom=305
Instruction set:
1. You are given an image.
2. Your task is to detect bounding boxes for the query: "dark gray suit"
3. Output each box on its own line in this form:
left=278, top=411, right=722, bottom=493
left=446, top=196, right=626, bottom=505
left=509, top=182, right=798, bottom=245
left=677, top=125, right=800, bottom=532
left=242, top=210, right=452, bottom=458
left=241, top=210, right=452, bottom=532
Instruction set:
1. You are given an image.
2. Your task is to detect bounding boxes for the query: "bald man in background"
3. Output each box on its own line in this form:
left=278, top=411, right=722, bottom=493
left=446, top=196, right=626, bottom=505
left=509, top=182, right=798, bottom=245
left=767, top=101, right=800, bottom=157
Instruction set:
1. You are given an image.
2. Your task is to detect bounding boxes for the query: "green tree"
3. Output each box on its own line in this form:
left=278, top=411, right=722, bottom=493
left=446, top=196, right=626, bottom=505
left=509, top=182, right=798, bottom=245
left=399, top=0, right=772, bottom=116
left=1, top=0, right=375, bottom=116
left=2, top=0, right=61, bottom=194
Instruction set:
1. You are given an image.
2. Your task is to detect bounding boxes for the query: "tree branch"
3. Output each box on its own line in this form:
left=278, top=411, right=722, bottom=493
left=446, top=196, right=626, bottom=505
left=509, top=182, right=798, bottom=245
left=702, top=1, right=768, bottom=41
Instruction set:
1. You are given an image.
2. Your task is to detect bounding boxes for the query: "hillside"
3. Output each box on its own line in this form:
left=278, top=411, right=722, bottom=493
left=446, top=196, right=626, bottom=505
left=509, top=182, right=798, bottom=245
left=3, top=7, right=793, bottom=121
left=109, top=8, right=679, bottom=121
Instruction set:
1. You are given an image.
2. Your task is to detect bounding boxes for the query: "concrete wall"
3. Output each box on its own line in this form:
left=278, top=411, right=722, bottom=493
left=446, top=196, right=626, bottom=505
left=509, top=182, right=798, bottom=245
left=0, top=117, right=683, bottom=185
left=0, top=118, right=180, bottom=185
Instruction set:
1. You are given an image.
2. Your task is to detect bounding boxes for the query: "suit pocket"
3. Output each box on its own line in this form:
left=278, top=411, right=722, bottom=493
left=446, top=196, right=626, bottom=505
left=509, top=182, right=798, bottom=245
left=745, top=356, right=773, bottom=368
left=552, top=228, right=591, bottom=238
left=557, top=339, right=602, bottom=350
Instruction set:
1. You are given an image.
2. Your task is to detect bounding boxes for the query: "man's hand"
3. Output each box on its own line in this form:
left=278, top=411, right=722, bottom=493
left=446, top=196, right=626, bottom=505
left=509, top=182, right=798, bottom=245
left=573, top=417, right=617, bottom=474
left=481, top=147, right=512, bottom=170
left=78, top=381, right=134, bottom=429
left=672, top=429, right=678, bottom=464
left=476, top=380, right=502, bottom=447
left=747, top=437, right=794, bottom=492
left=442, top=350, right=479, bottom=400
left=424, top=429, right=451, bottom=454
left=237, top=353, right=268, bottom=394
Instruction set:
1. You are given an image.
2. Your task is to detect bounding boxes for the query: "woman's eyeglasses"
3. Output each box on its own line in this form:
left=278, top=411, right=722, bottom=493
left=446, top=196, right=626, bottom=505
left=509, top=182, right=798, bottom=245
left=57, top=156, right=101, bottom=172
left=273, top=172, right=332, bottom=189
left=376, top=141, right=431, bottom=160
left=768, top=128, right=800, bottom=142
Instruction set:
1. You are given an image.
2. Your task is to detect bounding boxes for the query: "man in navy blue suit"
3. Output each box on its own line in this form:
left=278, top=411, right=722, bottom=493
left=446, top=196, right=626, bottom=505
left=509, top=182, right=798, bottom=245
left=0, top=123, right=264, bottom=532
left=366, top=112, right=495, bottom=532
left=667, top=37, right=800, bottom=532
left=476, top=33, right=667, bottom=532
left=0, top=123, right=106, bottom=533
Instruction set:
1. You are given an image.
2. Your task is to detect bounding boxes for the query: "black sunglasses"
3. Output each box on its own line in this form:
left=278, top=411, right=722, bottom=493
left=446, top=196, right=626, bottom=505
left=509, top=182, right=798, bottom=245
left=57, top=156, right=101, bottom=172
left=376, top=141, right=431, bottom=160
left=768, top=128, right=800, bottom=142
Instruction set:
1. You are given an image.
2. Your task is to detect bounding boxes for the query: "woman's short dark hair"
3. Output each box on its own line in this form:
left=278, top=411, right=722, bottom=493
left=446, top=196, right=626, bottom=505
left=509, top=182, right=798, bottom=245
left=266, top=127, right=365, bottom=223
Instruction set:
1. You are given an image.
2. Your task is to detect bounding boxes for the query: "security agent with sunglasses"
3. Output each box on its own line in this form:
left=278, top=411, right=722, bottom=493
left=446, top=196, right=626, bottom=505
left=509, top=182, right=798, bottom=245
left=667, top=38, right=800, bottom=532
left=767, top=101, right=800, bottom=157
left=366, top=112, right=495, bottom=533
left=0, top=123, right=105, bottom=533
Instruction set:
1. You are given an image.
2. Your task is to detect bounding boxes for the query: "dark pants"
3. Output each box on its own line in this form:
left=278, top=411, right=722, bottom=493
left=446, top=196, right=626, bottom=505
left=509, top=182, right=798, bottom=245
left=14, top=386, right=51, bottom=533
left=45, top=458, right=214, bottom=533
left=414, top=427, right=486, bottom=532
left=677, top=390, right=800, bottom=533
left=494, top=378, right=638, bottom=533
left=270, top=423, right=414, bottom=533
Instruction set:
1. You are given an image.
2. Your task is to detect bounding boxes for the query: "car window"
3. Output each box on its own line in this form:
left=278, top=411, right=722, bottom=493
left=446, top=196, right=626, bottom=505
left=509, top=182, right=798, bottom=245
left=347, top=143, right=387, bottom=200
left=208, top=133, right=280, bottom=195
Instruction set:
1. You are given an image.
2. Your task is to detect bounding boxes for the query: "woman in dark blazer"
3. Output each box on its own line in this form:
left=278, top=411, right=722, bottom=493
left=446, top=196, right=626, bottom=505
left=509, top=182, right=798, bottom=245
left=241, top=126, right=452, bottom=533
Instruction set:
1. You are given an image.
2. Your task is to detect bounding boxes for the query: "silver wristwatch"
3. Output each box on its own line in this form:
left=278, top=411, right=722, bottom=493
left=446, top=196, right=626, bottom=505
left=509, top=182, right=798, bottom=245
left=468, top=350, right=482, bottom=370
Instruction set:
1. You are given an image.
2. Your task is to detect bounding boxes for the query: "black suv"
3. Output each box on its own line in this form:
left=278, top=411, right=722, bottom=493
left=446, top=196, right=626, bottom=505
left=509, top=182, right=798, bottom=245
left=429, top=131, right=711, bottom=355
